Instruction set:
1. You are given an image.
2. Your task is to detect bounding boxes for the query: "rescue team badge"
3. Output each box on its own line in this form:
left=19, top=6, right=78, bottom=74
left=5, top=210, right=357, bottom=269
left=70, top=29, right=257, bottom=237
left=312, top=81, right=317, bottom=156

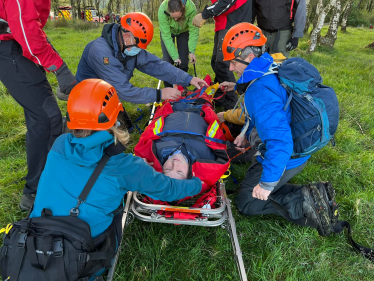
left=103, top=57, right=109, bottom=65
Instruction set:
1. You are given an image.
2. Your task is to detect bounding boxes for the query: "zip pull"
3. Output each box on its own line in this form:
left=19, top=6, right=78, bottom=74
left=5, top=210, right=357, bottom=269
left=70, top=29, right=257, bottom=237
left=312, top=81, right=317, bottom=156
left=13, top=59, right=17, bottom=72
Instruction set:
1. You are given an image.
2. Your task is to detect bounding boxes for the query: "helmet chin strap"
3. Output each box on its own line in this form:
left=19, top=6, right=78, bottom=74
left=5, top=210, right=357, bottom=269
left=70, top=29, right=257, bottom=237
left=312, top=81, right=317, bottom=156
left=119, top=29, right=138, bottom=51
left=233, top=58, right=250, bottom=66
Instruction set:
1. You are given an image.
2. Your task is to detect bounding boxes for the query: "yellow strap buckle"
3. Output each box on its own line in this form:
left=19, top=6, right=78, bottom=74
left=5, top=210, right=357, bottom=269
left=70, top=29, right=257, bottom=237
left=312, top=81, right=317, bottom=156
left=0, top=224, right=13, bottom=235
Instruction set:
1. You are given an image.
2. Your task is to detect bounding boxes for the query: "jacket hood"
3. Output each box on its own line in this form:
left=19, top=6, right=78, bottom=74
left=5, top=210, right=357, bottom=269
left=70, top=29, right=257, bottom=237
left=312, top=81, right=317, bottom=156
left=101, top=23, right=122, bottom=55
left=64, top=131, right=114, bottom=166
left=236, top=52, right=274, bottom=86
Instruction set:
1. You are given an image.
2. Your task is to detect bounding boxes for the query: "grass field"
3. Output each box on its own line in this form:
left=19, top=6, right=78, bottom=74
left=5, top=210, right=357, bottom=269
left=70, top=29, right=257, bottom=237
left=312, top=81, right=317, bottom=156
left=0, top=22, right=374, bottom=280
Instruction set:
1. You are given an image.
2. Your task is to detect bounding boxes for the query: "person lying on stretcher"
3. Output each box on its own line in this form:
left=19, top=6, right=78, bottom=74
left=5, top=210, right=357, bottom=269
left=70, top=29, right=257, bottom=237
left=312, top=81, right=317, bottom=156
left=135, top=84, right=230, bottom=193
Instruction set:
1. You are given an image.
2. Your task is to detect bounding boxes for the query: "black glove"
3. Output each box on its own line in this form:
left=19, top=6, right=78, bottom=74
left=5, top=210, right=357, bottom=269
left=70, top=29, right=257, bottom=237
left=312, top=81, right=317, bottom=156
left=286, top=37, right=299, bottom=51
left=54, top=62, right=77, bottom=101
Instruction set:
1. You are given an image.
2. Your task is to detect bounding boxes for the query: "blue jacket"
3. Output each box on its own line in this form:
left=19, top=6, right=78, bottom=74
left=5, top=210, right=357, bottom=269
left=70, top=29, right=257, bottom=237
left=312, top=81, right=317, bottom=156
left=30, top=131, right=201, bottom=237
left=237, top=53, right=309, bottom=191
left=76, top=24, right=193, bottom=104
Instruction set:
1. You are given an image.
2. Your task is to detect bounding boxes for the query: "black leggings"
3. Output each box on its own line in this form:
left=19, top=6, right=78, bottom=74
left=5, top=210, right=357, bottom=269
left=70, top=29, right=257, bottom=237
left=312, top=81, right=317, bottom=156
left=160, top=31, right=190, bottom=88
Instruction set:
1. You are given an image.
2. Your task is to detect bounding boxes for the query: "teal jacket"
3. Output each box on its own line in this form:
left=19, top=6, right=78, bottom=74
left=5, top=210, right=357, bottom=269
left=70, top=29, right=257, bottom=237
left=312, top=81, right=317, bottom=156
left=158, top=0, right=199, bottom=60
left=30, top=131, right=202, bottom=237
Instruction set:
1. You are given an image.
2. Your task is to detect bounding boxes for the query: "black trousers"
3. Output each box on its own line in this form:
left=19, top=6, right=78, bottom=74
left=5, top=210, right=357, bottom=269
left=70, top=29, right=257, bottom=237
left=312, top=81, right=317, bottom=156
left=160, top=31, right=190, bottom=88
left=211, top=29, right=238, bottom=111
left=236, top=159, right=308, bottom=226
left=0, top=40, right=62, bottom=194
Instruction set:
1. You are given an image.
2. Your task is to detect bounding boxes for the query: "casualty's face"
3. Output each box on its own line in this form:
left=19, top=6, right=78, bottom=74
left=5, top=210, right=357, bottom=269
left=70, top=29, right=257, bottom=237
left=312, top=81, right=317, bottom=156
left=163, top=153, right=189, bottom=180
left=229, top=59, right=247, bottom=77
left=170, top=11, right=183, bottom=21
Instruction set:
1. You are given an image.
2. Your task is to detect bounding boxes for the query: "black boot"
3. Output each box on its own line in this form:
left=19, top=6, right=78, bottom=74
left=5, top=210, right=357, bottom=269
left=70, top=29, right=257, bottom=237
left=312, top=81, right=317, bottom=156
left=301, top=185, right=332, bottom=236
left=19, top=193, right=36, bottom=211
left=316, top=182, right=339, bottom=225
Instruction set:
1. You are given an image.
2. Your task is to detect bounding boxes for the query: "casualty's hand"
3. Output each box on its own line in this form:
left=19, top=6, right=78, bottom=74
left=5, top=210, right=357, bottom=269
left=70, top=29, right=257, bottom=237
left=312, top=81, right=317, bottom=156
left=217, top=112, right=226, bottom=123
left=219, top=81, right=236, bottom=92
left=174, top=59, right=182, bottom=66
left=161, top=87, right=181, bottom=101
left=234, top=135, right=247, bottom=152
left=142, top=158, right=154, bottom=167
left=190, top=77, right=209, bottom=89
left=192, top=13, right=207, bottom=28
left=189, top=53, right=196, bottom=64
left=252, top=184, right=271, bottom=201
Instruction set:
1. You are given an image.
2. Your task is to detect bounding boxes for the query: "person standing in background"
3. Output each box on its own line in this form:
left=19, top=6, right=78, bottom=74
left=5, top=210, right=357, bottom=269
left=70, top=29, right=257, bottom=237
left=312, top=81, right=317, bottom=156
left=0, top=0, right=76, bottom=210
left=192, top=0, right=252, bottom=110
left=252, top=0, right=306, bottom=58
left=158, top=0, right=199, bottom=88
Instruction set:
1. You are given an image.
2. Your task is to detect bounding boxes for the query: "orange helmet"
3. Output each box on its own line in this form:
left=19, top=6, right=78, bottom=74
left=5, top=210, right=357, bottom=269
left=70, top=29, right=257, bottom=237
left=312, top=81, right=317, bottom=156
left=222, top=23, right=267, bottom=61
left=121, top=12, right=154, bottom=49
left=67, top=79, right=124, bottom=131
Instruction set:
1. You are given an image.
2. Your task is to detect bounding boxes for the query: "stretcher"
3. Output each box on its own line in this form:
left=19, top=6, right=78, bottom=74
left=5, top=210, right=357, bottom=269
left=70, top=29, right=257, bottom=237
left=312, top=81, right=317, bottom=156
left=107, top=79, right=248, bottom=281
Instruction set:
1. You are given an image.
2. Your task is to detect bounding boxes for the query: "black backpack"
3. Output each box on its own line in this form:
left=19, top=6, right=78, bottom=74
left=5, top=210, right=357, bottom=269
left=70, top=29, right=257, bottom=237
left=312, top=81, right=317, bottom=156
left=0, top=143, right=124, bottom=281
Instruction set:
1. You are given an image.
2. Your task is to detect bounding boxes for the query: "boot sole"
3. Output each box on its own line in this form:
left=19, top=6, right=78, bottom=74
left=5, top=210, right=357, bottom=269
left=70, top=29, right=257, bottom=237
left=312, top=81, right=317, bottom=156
left=325, top=182, right=339, bottom=225
left=309, top=184, right=332, bottom=236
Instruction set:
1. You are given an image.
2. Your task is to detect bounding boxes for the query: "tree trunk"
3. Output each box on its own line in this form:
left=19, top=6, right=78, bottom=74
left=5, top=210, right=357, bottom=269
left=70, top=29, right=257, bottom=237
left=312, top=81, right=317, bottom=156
left=310, top=0, right=324, bottom=36
left=70, top=0, right=76, bottom=20
left=304, top=0, right=318, bottom=35
left=320, top=0, right=341, bottom=48
left=307, top=0, right=335, bottom=53
left=341, top=0, right=354, bottom=32
left=107, top=0, right=113, bottom=15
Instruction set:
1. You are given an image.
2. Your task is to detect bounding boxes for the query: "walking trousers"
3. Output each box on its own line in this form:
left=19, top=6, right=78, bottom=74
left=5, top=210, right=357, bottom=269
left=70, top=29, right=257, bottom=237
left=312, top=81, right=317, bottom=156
left=236, top=159, right=313, bottom=227
left=160, top=31, right=190, bottom=88
left=211, top=29, right=238, bottom=111
left=0, top=40, right=62, bottom=194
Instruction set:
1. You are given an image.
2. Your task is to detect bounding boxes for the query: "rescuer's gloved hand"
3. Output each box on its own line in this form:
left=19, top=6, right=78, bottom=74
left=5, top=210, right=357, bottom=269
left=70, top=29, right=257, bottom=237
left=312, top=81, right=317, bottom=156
left=286, top=37, right=299, bottom=51
left=55, top=62, right=77, bottom=101
left=192, top=13, right=207, bottom=28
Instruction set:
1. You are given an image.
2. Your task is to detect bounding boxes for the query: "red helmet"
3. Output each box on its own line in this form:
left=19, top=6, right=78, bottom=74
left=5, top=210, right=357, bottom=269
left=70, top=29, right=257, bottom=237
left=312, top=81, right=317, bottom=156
left=222, top=23, right=267, bottom=61
left=67, top=79, right=124, bottom=131
left=121, top=12, right=154, bottom=49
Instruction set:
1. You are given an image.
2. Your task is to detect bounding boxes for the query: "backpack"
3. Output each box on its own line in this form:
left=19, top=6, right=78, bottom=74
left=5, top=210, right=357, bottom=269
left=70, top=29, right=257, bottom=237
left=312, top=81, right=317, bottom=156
left=240, top=57, right=339, bottom=158
left=278, top=57, right=340, bottom=157
left=0, top=144, right=124, bottom=281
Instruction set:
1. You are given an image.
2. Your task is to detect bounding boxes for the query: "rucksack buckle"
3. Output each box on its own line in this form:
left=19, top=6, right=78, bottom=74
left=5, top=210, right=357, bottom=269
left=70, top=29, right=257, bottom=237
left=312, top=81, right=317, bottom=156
left=17, top=232, right=27, bottom=248
left=53, top=238, right=64, bottom=257
left=78, top=253, right=90, bottom=263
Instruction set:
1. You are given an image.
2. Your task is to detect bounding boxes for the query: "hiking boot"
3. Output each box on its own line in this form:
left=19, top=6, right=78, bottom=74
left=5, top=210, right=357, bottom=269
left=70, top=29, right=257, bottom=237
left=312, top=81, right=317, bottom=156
left=301, top=185, right=332, bottom=236
left=19, top=193, right=36, bottom=211
left=316, top=182, right=339, bottom=225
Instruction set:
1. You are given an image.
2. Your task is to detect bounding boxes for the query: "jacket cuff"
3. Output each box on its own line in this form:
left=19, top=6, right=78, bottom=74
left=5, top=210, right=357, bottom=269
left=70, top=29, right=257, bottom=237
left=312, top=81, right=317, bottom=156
left=223, top=112, right=228, bottom=121
left=156, top=89, right=161, bottom=102
left=202, top=6, right=210, bottom=19
left=258, top=181, right=279, bottom=192
left=184, top=75, right=193, bottom=86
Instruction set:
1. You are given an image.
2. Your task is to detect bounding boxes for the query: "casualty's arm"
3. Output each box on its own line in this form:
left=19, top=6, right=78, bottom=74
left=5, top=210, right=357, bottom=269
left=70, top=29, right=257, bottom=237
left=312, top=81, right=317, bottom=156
left=136, top=50, right=193, bottom=87
left=121, top=155, right=202, bottom=202
left=224, top=108, right=246, bottom=125
left=158, top=7, right=180, bottom=61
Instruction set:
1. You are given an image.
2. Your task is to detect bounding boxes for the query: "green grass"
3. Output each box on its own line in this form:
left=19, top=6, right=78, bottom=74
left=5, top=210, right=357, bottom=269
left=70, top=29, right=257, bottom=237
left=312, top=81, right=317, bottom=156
left=1, top=24, right=374, bottom=280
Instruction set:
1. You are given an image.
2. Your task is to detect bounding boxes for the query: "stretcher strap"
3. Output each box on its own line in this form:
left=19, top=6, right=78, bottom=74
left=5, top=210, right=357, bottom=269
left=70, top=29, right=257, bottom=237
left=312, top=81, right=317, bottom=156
left=157, top=130, right=226, bottom=144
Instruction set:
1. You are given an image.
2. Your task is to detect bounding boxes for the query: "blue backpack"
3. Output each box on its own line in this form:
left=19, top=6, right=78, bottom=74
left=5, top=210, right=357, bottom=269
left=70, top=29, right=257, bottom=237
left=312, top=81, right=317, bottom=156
left=278, top=57, right=339, bottom=157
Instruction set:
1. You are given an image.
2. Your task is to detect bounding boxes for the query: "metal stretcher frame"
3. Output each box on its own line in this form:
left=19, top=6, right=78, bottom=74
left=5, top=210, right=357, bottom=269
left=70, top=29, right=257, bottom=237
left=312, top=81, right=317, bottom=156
left=107, top=81, right=248, bottom=281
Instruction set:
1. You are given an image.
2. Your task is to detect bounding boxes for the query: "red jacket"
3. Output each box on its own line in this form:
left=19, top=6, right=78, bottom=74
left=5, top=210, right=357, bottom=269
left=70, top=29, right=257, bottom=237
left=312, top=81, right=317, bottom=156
left=0, top=0, right=63, bottom=71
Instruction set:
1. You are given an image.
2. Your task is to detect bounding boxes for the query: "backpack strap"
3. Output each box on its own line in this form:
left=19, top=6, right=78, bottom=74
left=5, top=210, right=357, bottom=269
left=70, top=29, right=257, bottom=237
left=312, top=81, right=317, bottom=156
left=70, top=142, right=124, bottom=217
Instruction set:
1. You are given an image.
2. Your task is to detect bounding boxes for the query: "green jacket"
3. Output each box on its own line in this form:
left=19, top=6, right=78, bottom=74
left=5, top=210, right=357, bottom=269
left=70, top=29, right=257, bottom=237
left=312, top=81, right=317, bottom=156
left=158, top=0, right=199, bottom=61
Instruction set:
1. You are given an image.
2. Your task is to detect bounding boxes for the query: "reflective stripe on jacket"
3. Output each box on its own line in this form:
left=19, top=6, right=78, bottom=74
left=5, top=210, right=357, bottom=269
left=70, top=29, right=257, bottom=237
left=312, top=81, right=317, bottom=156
left=0, top=0, right=63, bottom=71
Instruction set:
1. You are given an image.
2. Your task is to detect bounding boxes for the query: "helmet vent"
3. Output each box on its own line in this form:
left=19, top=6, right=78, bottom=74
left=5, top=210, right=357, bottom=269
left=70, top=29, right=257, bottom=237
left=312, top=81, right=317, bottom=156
left=98, top=112, right=109, bottom=123
left=103, top=101, right=107, bottom=106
